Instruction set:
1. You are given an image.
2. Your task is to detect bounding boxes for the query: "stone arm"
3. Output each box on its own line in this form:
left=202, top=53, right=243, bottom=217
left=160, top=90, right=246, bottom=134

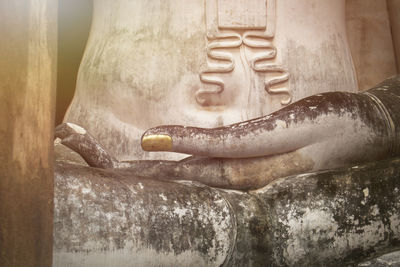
left=55, top=76, right=400, bottom=190
left=54, top=154, right=400, bottom=267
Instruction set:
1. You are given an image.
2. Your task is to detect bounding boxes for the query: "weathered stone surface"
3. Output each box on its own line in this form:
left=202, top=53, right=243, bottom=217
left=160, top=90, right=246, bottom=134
left=248, top=159, right=400, bottom=266
left=54, top=154, right=400, bottom=266
left=358, top=250, right=400, bottom=267
left=54, top=161, right=235, bottom=267
left=54, top=138, right=88, bottom=167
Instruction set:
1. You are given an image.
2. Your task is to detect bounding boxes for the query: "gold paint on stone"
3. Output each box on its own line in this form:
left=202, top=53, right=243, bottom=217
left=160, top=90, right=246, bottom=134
left=141, top=135, right=173, bottom=151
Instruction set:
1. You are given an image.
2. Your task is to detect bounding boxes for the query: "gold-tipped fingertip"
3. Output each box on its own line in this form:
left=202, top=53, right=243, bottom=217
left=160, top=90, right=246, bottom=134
left=141, top=134, right=173, bottom=151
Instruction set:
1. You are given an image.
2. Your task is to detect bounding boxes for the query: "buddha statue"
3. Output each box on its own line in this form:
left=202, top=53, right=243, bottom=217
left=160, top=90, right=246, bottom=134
left=58, top=0, right=400, bottom=190
left=63, top=0, right=357, bottom=162
left=53, top=1, right=400, bottom=266
left=57, top=0, right=400, bottom=189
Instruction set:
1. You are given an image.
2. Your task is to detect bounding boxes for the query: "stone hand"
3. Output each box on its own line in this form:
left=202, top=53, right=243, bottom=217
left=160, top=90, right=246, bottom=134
left=140, top=76, right=399, bottom=188
left=57, top=76, right=399, bottom=189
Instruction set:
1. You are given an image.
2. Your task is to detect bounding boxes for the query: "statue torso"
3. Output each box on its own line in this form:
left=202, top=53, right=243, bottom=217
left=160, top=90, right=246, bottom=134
left=65, top=0, right=358, bottom=160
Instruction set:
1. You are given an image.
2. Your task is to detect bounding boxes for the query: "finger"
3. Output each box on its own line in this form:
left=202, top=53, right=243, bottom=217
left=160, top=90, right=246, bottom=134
left=55, top=123, right=117, bottom=168
left=55, top=122, right=87, bottom=139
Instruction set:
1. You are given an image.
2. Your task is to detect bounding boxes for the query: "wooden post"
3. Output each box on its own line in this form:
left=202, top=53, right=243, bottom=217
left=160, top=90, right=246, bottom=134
left=0, top=1, right=57, bottom=266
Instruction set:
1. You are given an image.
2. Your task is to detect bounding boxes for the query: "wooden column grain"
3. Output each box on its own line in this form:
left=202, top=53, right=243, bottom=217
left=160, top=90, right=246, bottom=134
left=0, top=1, right=57, bottom=266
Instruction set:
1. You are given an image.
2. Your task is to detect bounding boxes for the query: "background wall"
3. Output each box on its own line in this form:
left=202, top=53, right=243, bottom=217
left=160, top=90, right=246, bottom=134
left=346, top=0, right=398, bottom=90
left=387, top=0, right=400, bottom=70
left=56, top=0, right=92, bottom=125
